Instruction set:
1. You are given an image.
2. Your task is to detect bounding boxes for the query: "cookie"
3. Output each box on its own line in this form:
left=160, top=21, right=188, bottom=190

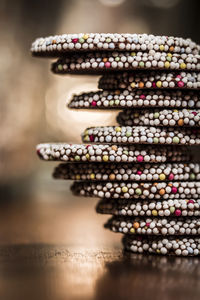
left=31, top=33, right=200, bottom=57
left=52, top=51, right=200, bottom=75
left=36, top=143, right=190, bottom=163
left=68, top=90, right=200, bottom=109
left=71, top=181, right=200, bottom=199
left=53, top=162, right=200, bottom=181
left=82, top=126, right=200, bottom=145
left=105, top=216, right=200, bottom=235
left=98, top=71, right=200, bottom=90
left=117, top=109, right=200, bottom=127
left=96, top=198, right=200, bottom=217
left=123, top=235, right=200, bottom=256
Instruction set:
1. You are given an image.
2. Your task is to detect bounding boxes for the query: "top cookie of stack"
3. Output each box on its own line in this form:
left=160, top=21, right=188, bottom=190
left=31, top=33, right=200, bottom=74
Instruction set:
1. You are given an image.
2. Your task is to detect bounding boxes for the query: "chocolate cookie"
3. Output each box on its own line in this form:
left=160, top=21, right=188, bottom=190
left=71, top=181, right=200, bottom=199
left=117, top=109, right=200, bottom=127
left=82, top=126, right=200, bottom=145
left=105, top=216, right=200, bottom=235
left=98, top=71, right=200, bottom=90
left=96, top=198, right=200, bottom=217
left=68, top=90, right=200, bottom=109
left=53, top=162, right=200, bottom=181
left=123, top=235, right=200, bottom=256
left=37, top=143, right=191, bottom=163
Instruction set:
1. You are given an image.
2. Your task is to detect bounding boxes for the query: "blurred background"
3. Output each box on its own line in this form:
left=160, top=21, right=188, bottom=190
left=0, top=1, right=200, bottom=298
left=1, top=0, right=200, bottom=200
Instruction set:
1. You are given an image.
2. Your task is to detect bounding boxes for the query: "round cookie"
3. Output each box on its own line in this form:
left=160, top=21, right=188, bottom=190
left=68, top=90, right=200, bottom=109
left=82, top=126, right=200, bottom=145
left=71, top=181, right=200, bottom=199
left=105, top=216, right=200, bottom=235
left=117, top=109, right=200, bottom=127
left=37, top=143, right=190, bottom=163
left=53, top=162, right=200, bottom=181
left=96, top=199, right=200, bottom=217
left=98, top=71, right=200, bottom=90
left=31, top=33, right=200, bottom=57
left=123, top=235, right=200, bottom=256
left=52, top=51, right=200, bottom=74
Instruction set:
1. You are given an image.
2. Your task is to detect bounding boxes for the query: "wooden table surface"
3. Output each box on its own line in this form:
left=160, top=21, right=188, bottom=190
left=0, top=193, right=199, bottom=300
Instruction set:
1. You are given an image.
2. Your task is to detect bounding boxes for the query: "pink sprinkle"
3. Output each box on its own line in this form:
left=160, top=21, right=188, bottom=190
left=105, top=62, right=111, bottom=68
left=175, top=209, right=181, bottom=216
left=72, top=38, right=78, bottom=43
left=137, top=171, right=142, bottom=175
left=188, top=200, right=194, bottom=204
left=176, top=75, right=182, bottom=79
left=152, top=82, right=156, bottom=88
left=192, top=111, right=197, bottom=116
left=91, top=101, right=97, bottom=106
left=89, top=135, right=94, bottom=142
left=146, top=222, right=150, bottom=227
left=171, top=186, right=177, bottom=194
left=168, top=173, right=174, bottom=180
left=137, top=155, right=144, bottom=162
left=177, top=81, right=184, bottom=88
left=140, top=94, right=146, bottom=100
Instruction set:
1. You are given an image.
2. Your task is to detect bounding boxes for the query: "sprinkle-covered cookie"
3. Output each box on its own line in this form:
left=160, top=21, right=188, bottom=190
left=71, top=181, right=200, bottom=199
left=117, top=109, right=200, bottom=127
left=105, top=216, right=200, bottom=235
left=96, top=198, right=200, bottom=217
left=82, top=126, right=200, bottom=145
left=52, top=51, right=200, bottom=74
left=68, top=90, right=200, bottom=109
left=53, top=162, right=200, bottom=181
left=31, top=33, right=200, bottom=57
left=98, top=71, right=200, bottom=90
left=37, top=143, right=190, bottom=163
left=123, top=235, right=200, bottom=256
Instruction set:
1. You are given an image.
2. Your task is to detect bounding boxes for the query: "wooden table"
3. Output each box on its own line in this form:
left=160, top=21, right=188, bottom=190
left=0, top=195, right=199, bottom=300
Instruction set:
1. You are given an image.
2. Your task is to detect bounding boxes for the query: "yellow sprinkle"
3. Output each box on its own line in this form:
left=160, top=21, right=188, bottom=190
left=85, top=154, right=90, bottom=159
left=90, top=173, right=95, bottom=179
left=167, top=53, right=172, bottom=57
left=115, top=127, right=121, bottom=132
left=131, top=52, right=136, bottom=56
left=122, top=186, right=128, bottom=193
left=156, top=81, right=162, bottom=88
left=159, top=173, right=166, bottom=180
left=164, top=61, right=170, bottom=68
left=156, top=249, right=160, bottom=253
left=83, top=34, right=89, bottom=39
left=180, top=63, right=186, bottom=69
left=130, top=228, right=135, bottom=233
left=84, top=135, right=90, bottom=142
left=130, top=82, right=136, bottom=88
left=103, top=155, right=109, bottom=162
left=152, top=210, right=158, bottom=216
left=160, top=45, right=165, bottom=51
left=76, top=175, right=81, bottom=180
left=84, top=130, right=88, bottom=135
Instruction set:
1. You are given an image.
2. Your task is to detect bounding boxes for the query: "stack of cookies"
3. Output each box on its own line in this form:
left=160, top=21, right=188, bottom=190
left=32, top=33, right=200, bottom=256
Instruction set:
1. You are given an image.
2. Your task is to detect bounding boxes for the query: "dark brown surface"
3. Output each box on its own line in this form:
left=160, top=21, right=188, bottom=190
left=0, top=196, right=200, bottom=300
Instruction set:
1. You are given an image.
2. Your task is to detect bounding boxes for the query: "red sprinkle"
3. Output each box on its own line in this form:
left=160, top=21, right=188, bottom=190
left=171, top=186, right=177, bottom=194
left=140, top=94, right=146, bottom=100
left=152, top=82, right=156, bottom=88
left=177, top=81, right=184, bottom=87
left=188, top=200, right=195, bottom=204
left=89, top=135, right=94, bottom=142
left=105, top=62, right=111, bottom=68
left=91, top=101, right=97, bottom=106
left=72, top=38, right=78, bottom=43
left=146, top=222, right=150, bottom=227
left=137, top=155, right=144, bottom=162
left=175, top=209, right=181, bottom=216
left=192, top=111, right=197, bottom=116
left=168, top=173, right=174, bottom=180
